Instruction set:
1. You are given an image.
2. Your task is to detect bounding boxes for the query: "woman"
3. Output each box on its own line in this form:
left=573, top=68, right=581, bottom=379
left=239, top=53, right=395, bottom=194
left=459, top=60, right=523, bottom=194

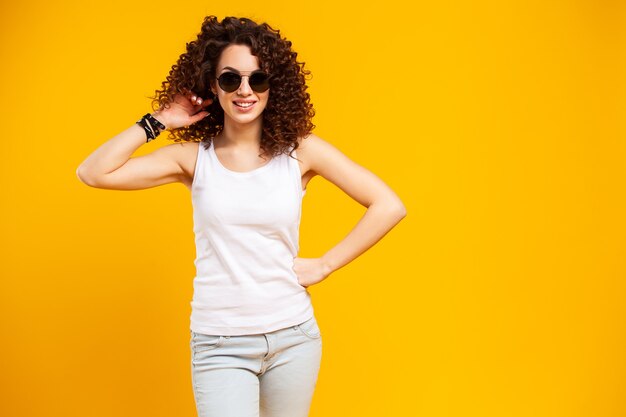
left=77, top=15, right=406, bottom=417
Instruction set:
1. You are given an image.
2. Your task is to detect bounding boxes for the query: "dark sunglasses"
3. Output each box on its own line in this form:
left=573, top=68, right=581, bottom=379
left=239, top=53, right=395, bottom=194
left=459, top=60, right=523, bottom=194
left=217, top=70, right=271, bottom=93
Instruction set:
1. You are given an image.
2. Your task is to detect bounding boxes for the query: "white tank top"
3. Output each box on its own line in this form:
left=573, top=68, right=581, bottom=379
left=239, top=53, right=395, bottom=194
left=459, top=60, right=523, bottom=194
left=189, top=140, right=314, bottom=335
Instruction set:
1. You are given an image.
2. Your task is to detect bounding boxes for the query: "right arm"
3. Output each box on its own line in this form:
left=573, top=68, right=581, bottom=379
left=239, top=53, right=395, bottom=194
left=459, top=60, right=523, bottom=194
left=76, top=117, right=185, bottom=190
left=76, top=92, right=212, bottom=190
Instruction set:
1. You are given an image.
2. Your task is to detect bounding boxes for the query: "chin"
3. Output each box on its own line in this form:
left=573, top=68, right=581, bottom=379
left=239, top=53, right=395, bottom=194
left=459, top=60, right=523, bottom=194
left=227, top=104, right=266, bottom=119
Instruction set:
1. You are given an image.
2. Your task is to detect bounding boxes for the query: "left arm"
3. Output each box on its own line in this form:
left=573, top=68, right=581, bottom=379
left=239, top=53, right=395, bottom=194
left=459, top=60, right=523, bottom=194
left=292, top=134, right=407, bottom=287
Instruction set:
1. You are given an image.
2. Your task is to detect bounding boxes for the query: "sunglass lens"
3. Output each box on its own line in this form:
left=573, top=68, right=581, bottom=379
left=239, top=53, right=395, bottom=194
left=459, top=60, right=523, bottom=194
left=219, top=72, right=241, bottom=92
left=250, top=72, right=270, bottom=92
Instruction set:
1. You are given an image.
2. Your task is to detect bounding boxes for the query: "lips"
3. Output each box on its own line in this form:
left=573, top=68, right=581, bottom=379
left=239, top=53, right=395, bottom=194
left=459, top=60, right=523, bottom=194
left=233, top=101, right=257, bottom=111
left=233, top=100, right=257, bottom=108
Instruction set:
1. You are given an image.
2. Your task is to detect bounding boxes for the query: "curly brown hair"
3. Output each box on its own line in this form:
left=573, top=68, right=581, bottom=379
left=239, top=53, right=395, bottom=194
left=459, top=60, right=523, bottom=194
left=149, top=15, right=316, bottom=159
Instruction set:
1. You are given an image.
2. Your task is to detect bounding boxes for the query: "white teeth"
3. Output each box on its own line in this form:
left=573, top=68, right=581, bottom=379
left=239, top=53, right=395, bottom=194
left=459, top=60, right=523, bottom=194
left=234, top=102, right=255, bottom=108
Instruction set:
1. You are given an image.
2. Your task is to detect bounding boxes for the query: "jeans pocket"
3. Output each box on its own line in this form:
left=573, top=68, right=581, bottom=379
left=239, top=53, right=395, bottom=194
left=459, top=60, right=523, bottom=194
left=191, top=331, right=225, bottom=353
left=296, top=316, right=321, bottom=339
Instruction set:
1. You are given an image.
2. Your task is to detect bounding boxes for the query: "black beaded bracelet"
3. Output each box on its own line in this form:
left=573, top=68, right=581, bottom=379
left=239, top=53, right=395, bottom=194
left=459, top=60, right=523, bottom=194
left=136, top=113, right=167, bottom=142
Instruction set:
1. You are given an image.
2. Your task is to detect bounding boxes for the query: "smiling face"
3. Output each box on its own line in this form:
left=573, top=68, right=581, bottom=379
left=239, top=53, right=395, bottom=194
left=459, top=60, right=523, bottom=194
left=210, top=43, right=270, bottom=125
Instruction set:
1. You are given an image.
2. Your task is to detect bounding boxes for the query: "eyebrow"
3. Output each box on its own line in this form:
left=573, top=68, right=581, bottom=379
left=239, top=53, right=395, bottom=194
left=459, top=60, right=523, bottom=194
left=220, top=66, right=261, bottom=74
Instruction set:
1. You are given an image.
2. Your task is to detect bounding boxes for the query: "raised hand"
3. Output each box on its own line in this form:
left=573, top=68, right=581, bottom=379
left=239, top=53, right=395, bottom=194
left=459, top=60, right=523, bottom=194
left=152, top=89, right=214, bottom=130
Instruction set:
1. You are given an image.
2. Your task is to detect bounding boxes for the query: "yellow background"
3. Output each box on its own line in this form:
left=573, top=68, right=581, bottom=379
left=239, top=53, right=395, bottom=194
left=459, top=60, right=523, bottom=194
left=1, top=1, right=625, bottom=416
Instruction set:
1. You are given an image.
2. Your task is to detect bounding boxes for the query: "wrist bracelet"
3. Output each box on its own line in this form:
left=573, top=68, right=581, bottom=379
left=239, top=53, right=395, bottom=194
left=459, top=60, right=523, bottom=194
left=136, top=113, right=167, bottom=143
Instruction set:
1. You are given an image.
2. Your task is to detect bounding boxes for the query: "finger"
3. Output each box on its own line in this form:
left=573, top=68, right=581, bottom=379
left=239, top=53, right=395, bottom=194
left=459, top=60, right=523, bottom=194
left=192, top=95, right=207, bottom=106
left=189, top=111, right=210, bottom=124
left=191, top=95, right=213, bottom=107
left=181, top=88, right=198, bottom=104
left=200, top=97, right=214, bottom=108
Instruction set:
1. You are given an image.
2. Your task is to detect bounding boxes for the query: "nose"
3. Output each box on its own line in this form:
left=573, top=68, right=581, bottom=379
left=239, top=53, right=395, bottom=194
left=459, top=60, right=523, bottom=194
left=237, top=75, right=253, bottom=96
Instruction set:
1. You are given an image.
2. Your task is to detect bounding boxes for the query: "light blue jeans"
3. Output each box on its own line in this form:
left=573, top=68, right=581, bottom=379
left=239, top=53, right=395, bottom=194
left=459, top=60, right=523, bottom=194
left=190, top=315, right=323, bottom=417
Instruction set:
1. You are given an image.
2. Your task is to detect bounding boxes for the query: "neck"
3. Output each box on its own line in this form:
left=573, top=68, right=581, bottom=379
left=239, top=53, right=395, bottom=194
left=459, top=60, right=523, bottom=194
left=218, top=116, right=263, bottom=149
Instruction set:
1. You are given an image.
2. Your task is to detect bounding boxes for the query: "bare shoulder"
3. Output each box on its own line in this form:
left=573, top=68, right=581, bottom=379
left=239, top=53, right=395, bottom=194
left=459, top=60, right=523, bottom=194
left=294, top=133, right=359, bottom=193
left=295, top=133, right=349, bottom=177
left=175, top=141, right=201, bottom=189
left=294, top=133, right=396, bottom=208
left=294, top=133, right=330, bottom=175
